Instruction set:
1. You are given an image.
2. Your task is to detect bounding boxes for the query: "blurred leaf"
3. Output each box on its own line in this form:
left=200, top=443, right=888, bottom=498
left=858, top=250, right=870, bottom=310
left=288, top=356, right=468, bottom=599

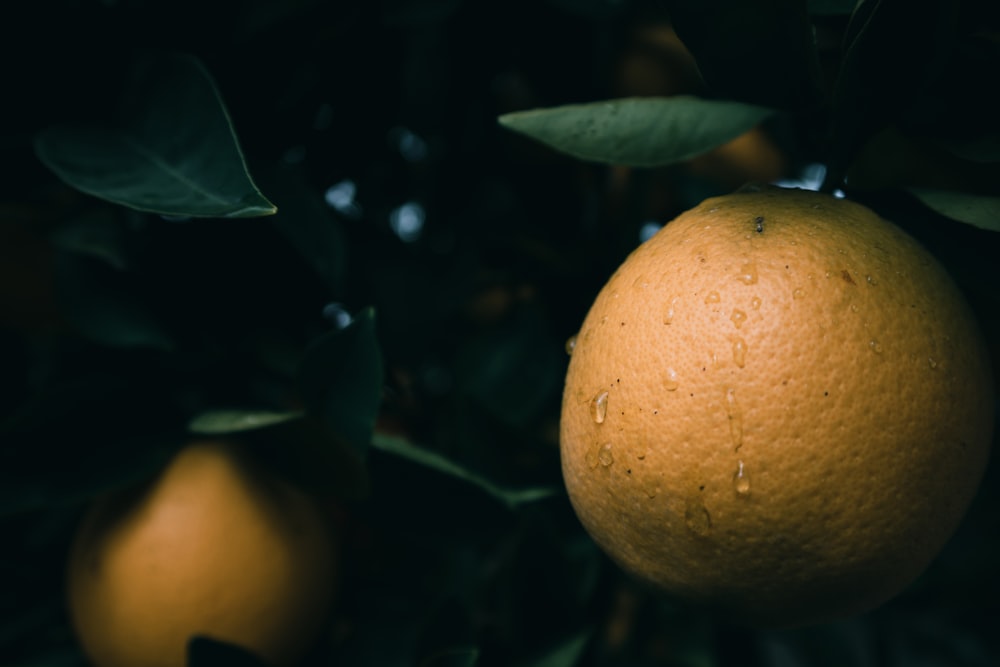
left=455, top=304, right=565, bottom=428
left=756, top=618, right=876, bottom=667
left=420, top=647, right=480, bottom=667
left=808, top=0, right=859, bottom=14
left=382, top=0, right=463, bottom=26
left=55, top=251, right=173, bottom=351
left=498, top=96, right=775, bottom=167
left=907, top=189, right=1000, bottom=232
left=662, top=0, right=825, bottom=111
left=34, top=52, right=275, bottom=219
left=826, top=0, right=964, bottom=189
left=372, top=433, right=559, bottom=511
left=545, top=0, right=627, bottom=19
left=517, top=631, right=590, bottom=667
left=934, top=133, right=1000, bottom=163
left=0, top=377, right=178, bottom=515
left=187, top=409, right=304, bottom=435
left=260, top=167, right=347, bottom=296
left=48, top=208, right=130, bottom=270
left=187, top=636, right=272, bottom=667
left=297, top=307, right=383, bottom=456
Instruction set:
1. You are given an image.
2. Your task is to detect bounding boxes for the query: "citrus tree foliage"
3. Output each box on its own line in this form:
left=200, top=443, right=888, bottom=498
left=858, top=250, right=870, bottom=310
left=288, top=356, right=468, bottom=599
left=2, top=1, right=998, bottom=667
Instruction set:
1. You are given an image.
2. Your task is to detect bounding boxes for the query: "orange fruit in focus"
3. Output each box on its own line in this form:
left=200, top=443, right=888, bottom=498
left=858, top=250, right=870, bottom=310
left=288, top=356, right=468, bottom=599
left=67, top=441, right=338, bottom=667
left=560, top=186, right=993, bottom=627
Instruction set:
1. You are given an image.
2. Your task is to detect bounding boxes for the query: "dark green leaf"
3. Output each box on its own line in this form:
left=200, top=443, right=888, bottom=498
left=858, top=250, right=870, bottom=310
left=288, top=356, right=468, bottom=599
left=756, top=618, right=876, bottom=667
left=34, top=52, right=275, bottom=219
left=662, top=0, right=824, bottom=111
left=297, top=307, right=383, bottom=456
left=188, top=637, right=272, bottom=667
left=455, top=304, right=565, bottom=428
left=48, top=208, right=130, bottom=270
left=826, top=0, right=964, bottom=189
left=187, top=409, right=304, bottom=435
left=55, top=251, right=173, bottom=351
left=906, top=189, right=1000, bottom=232
left=808, top=0, right=858, bottom=14
left=499, top=97, right=774, bottom=167
left=420, top=647, right=479, bottom=667
left=372, top=433, right=559, bottom=510
left=517, top=631, right=590, bottom=667
left=259, top=167, right=348, bottom=295
left=933, top=133, right=1000, bottom=163
left=0, top=377, right=178, bottom=515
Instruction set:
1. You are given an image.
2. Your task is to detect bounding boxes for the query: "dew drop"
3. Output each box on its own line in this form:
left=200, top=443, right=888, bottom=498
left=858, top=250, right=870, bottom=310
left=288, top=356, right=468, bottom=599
left=732, top=337, right=747, bottom=368
left=850, top=303, right=859, bottom=313
left=733, top=460, right=751, bottom=495
left=730, top=309, right=747, bottom=329
left=725, top=387, right=743, bottom=450
left=684, top=500, right=712, bottom=536
left=866, top=274, right=878, bottom=286
left=928, top=357, right=939, bottom=370
left=590, top=391, right=609, bottom=423
left=565, top=335, right=577, bottom=356
left=598, top=442, right=614, bottom=467
left=738, top=262, right=759, bottom=285
left=664, top=367, right=680, bottom=391
left=868, top=339, right=883, bottom=354
left=750, top=296, right=762, bottom=310
left=705, top=291, right=721, bottom=304
left=664, top=298, right=678, bottom=325
left=793, top=288, right=805, bottom=299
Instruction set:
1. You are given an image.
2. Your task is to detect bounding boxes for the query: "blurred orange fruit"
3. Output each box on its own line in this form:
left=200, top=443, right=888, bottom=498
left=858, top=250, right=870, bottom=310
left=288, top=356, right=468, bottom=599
left=67, top=440, right=338, bottom=667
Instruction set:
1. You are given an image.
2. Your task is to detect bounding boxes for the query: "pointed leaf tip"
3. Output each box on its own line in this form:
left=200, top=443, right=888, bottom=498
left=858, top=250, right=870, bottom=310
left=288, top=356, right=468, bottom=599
left=499, top=96, right=775, bottom=167
left=35, top=52, right=275, bottom=219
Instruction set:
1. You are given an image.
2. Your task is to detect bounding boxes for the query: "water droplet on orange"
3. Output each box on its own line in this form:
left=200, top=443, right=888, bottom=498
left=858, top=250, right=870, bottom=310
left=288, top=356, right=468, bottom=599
left=733, top=461, right=751, bottom=495
left=738, top=262, right=758, bottom=285
left=598, top=443, right=614, bottom=467
left=732, top=337, right=747, bottom=368
left=565, top=335, right=577, bottom=355
left=591, top=391, right=609, bottom=423
left=665, top=368, right=680, bottom=391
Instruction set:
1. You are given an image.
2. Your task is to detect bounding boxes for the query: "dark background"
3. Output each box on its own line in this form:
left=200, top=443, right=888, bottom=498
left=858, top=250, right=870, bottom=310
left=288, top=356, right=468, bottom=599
left=2, top=1, right=999, bottom=666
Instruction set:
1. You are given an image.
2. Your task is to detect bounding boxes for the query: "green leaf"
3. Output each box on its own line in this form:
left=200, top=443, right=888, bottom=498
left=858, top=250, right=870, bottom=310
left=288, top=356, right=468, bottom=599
left=455, top=304, right=565, bottom=428
left=187, top=409, right=304, bottom=435
left=188, top=637, right=271, bottom=667
left=297, top=307, right=383, bottom=456
left=55, top=251, right=173, bottom=350
left=372, top=433, right=559, bottom=511
left=933, top=133, right=1000, bottom=163
left=907, top=189, right=1000, bottom=232
left=259, top=167, right=348, bottom=295
left=517, top=631, right=590, bottom=667
left=420, top=647, right=480, bottom=667
left=34, top=52, right=276, bottom=219
left=808, top=0, right=859, bottom=14
left=498, top=97, right=775, bottom=167
left=48, top=208, right=130, bottom=270
left=662, top=0, right=825, bottom=111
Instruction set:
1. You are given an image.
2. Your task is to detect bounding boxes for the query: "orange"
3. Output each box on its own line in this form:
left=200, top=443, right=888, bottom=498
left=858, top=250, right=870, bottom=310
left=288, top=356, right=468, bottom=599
left=67, top=440, right=338, bottom=667
left=560, top=185, right=994, bottom=627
